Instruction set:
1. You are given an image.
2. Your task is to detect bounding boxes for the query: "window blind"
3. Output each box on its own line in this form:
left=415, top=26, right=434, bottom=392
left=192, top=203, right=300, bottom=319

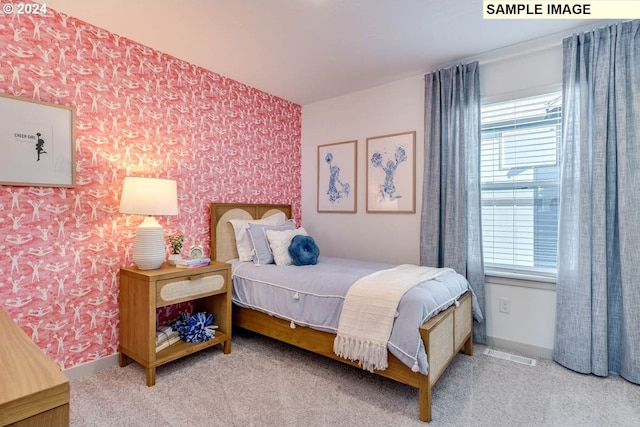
left=480, top=92, right=561, bottom=273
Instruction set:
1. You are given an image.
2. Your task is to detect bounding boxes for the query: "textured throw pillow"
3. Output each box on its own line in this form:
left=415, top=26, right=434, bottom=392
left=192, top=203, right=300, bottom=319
left=266, top=227, right=308, bottom=266
left=288, top=235, right=320, bottom=266
left=247, top=220, right=296, bottom=265
left=229, top=212, right=286, bottom=261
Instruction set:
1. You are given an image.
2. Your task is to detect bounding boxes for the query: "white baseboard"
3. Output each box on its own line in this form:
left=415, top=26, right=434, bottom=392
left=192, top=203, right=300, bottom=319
left=486, top=336, right=553, bottom=360
left=62, top=339, right=551, bottom=381
left=62, top=353, right=120, bottom=381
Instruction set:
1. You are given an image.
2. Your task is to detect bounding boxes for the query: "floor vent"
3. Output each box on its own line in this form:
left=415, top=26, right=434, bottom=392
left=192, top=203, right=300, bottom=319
left=483, top=348, right=537, bottom=366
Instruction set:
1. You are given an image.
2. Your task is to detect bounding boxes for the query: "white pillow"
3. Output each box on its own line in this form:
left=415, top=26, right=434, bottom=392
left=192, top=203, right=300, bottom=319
left=247, top=220, right=296, bottom=265
left=266, top=227, right=308, bottom=266
left=229, top=212, right=286, bottom=261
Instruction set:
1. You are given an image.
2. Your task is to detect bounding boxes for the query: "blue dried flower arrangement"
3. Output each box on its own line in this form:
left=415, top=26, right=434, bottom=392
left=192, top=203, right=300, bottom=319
left=172, top=311, right=216, bottom=343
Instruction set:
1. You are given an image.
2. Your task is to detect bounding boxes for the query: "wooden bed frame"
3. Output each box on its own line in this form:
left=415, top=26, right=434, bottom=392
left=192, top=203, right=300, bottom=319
left=209, top=202, right=473, bottom=422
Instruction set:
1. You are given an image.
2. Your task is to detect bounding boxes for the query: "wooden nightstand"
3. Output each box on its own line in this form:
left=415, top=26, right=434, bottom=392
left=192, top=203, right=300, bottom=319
left=118, top=262, right=232, bottom=386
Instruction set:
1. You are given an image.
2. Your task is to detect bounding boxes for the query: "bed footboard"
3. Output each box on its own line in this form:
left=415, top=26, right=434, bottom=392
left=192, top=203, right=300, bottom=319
left=418, top=291, right=473, bottom=421
left=233, top=290, right=473, bottom=423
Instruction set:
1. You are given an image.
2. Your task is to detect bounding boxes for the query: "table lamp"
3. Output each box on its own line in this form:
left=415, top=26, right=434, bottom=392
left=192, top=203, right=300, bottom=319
left=119, top=176, right=179, bottom=270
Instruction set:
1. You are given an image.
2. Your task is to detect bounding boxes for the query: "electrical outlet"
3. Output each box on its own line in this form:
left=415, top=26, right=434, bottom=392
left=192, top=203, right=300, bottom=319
left=499, top=297, right=511, bottom=314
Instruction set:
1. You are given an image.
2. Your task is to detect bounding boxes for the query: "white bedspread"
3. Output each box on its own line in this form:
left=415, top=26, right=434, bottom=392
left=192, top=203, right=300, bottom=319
left=333, top=265, right=453, bottom=372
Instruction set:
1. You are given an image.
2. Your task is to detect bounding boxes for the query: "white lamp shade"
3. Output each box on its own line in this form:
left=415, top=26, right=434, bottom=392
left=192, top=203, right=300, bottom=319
left=119, top=177, right=179, bottom=270
left=119, top=177, right=179, bottom=216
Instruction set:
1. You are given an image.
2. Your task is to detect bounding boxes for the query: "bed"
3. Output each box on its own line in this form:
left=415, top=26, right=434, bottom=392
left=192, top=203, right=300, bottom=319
left=209, top=202, right=476, bottom=423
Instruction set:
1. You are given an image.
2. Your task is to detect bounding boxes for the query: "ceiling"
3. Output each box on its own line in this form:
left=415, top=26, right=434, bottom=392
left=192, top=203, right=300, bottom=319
left=43, top=0, right=607, bottom=105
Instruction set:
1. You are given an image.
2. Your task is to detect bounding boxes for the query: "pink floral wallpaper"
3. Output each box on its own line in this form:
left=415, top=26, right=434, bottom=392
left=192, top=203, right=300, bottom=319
left=0, top=7, right=301, bottom=369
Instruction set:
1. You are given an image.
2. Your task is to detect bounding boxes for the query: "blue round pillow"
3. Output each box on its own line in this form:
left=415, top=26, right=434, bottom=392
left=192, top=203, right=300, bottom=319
left=288, top=235, right=319, bottom=266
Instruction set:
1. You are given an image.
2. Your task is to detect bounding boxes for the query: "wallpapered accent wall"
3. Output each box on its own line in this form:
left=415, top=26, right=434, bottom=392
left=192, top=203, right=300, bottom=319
left=0, top=8, right=301, bottom=369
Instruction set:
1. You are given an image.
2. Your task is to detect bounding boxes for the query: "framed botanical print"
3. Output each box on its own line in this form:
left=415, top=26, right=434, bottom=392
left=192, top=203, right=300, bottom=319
left=317, top=140, right=357, bottom=213
left=366, top=131, right=415, bottom=213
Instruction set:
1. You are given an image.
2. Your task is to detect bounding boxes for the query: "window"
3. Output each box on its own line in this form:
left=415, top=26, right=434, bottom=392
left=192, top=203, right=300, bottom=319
left=480, top=92, right=561, bottom=276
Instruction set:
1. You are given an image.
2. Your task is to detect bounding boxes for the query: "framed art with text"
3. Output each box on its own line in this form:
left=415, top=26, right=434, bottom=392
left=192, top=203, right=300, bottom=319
left=366, top=131, right=416, bottom=213
left=0, top=94, right=76, bottom=187
left=317, top=140, right=357, bottom=213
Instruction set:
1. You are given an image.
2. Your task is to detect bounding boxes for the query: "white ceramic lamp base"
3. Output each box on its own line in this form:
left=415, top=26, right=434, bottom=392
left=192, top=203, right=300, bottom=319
left=133, top=216, right=166, bottom=270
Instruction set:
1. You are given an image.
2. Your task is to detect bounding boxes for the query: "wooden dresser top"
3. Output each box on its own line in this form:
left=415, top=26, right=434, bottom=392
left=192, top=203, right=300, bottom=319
left=0, top=306, right=69, bottom=425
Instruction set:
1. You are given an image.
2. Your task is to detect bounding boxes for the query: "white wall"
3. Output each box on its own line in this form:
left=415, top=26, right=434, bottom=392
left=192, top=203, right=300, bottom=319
left=301, top=75, right=425, bottom=265
left=300, top=35, right=574, bottom=359
left=485, top=281, right=557, bottom=357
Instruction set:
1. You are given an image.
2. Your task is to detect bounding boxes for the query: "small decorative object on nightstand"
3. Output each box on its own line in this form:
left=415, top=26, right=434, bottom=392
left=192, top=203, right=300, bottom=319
left=167, top=233, right=184, bottom=265
left=118, top=262, right=232, bottom=386
left=189, top=245, right=204, bottom=259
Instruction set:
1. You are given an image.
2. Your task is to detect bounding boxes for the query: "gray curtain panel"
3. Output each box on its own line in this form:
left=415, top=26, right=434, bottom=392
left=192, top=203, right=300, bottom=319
left=554, top=21, right=640, bottom=385
left=422, top=62, right=485, bottom=344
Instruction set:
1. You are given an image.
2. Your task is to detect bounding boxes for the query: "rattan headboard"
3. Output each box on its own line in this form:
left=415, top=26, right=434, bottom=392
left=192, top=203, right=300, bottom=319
left=210, top=203, right=292, bottom=262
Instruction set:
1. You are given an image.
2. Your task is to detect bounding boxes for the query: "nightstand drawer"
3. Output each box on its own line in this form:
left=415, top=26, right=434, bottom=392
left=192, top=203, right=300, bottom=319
left=156, top=272, right=226, bottom=307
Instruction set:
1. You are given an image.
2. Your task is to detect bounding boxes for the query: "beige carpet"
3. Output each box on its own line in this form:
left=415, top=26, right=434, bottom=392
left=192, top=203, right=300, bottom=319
left=70, top=330, right=640, bottom=426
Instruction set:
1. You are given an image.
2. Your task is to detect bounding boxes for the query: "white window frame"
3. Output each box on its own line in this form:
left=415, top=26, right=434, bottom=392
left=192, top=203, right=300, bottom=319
left=480, top=91, right=561, bottom=282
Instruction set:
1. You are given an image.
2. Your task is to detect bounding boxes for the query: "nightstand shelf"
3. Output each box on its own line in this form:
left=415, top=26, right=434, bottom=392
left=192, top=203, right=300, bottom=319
left=153, top=330, right=229, bottom=365
left=118, top=262, right=232, bottom=386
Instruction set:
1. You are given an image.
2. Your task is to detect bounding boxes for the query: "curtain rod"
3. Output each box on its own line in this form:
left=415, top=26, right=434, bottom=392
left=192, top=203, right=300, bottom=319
left=432, top=19, right=622, bottom=71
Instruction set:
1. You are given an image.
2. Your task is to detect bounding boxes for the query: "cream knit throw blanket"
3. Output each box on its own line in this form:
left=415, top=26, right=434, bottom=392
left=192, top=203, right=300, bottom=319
left=333, top=264, right=453, bottom=372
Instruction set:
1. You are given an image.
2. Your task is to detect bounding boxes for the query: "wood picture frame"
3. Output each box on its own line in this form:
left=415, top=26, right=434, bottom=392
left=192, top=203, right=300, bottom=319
left=317, top=140, right=357, bottom=213
left=0, top=94, right=76, bottom=187
left=366, top=131, right=416, bottom=213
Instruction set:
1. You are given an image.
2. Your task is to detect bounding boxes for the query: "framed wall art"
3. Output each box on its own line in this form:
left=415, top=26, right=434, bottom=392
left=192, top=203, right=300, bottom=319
left=317, top=140, right=357, bottom=213
left=366, top=131, right=416, bottom=213
left=0, top=94, right=76, bottom=187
